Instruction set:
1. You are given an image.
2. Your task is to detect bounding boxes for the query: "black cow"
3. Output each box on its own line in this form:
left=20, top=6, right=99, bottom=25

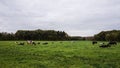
left=32, top=42, right=36, bottom=45
left=108, top=41, right=117, bottom=45
left=43, top=42, right=48, bottom=45
left=37, top=42, right=40, bottom=44
left=92, top=41, right=97, bottom=45
left=18, top=42, right=24, bottom=45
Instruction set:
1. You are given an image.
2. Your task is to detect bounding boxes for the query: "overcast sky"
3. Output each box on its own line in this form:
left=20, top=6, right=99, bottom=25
left=0, top=0, right=120, bottom=36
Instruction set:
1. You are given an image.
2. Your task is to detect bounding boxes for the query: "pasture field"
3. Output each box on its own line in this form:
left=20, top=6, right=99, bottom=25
left=0, top=41, right=120, bottom=68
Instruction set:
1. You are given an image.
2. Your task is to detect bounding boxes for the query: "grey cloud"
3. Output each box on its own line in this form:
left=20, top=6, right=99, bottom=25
left=0, top=0, right=120, bottom=36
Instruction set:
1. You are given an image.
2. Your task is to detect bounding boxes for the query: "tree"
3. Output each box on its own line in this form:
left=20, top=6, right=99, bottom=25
left=94, top=30, right=120, bottom=41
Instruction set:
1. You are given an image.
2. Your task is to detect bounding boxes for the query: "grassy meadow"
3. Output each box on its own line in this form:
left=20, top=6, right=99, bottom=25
left=0, top=41, right=120, bottom=68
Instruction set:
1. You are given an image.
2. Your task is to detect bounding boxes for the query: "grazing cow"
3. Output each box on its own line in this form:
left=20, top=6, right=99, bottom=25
left=99, top=43, right=104, bottom=45
left=27, top=40, right=33, bottom=44
left=92, top=41, right=97, bottom=45
left=99, top=43, right=111, bottom=48
left=37, top=42, right=40, bottom=44
left=18, top=42, right=24, bottom=45
left=27, top=40, right=37, bottom=45
left=108, top=41, right=117, bottom=45
left=43, top=42, right=48, bottom=45
left=32, top=42, right=36, bottom=45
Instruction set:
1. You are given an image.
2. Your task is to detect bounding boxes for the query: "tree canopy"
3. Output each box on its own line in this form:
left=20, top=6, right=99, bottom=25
left=0, top=29, right=70, bottom=41
left=94, top=30, right=120, bottom=41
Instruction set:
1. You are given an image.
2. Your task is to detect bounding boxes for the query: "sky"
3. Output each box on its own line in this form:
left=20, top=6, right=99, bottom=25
left=0, top=0, right=120, bottom=36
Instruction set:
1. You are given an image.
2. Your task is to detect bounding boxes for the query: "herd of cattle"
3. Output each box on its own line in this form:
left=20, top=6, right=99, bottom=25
left=15, top=40, right=48, bottom=45
left=15, top=40, right=118, bottom=48
left=92, top=41, right=117, bottom=48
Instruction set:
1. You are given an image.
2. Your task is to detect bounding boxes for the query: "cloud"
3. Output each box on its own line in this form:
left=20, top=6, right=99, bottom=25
left=0, top=0, right=120, bottom=36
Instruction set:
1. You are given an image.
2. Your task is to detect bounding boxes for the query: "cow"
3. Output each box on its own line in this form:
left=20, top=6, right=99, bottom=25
left=27, top=40, right=36, bottom=45
left=18, top=42, right=24, bottom=45
left=32, top=42, right=36, bottom=45
left=108, top=41, right=117, bottom=45
left=92, top=41, right=97, bottom=45
left=15, top=42, right=24, bottom=45
left=43, top=42, right=48, bottom=45
left=99, top=43, right=111, bottom=48
left=27, top=40, right=33, bottom=44
left=37, top=42, right=40, bottom=44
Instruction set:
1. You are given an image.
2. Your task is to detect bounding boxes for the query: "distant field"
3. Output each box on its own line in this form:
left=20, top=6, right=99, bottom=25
left=0, top=41, right=120, bottom=68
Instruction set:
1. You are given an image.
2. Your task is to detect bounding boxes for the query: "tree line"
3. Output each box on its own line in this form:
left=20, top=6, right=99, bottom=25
left=0, top=29, right=70, bottom=40
left=94, top=30, right=120, bottom=41
left=1, top=29, right=119, bottom=41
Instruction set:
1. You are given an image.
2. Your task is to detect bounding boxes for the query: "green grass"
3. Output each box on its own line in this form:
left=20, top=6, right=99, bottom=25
left=0, top=41, right=120, bottom=68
